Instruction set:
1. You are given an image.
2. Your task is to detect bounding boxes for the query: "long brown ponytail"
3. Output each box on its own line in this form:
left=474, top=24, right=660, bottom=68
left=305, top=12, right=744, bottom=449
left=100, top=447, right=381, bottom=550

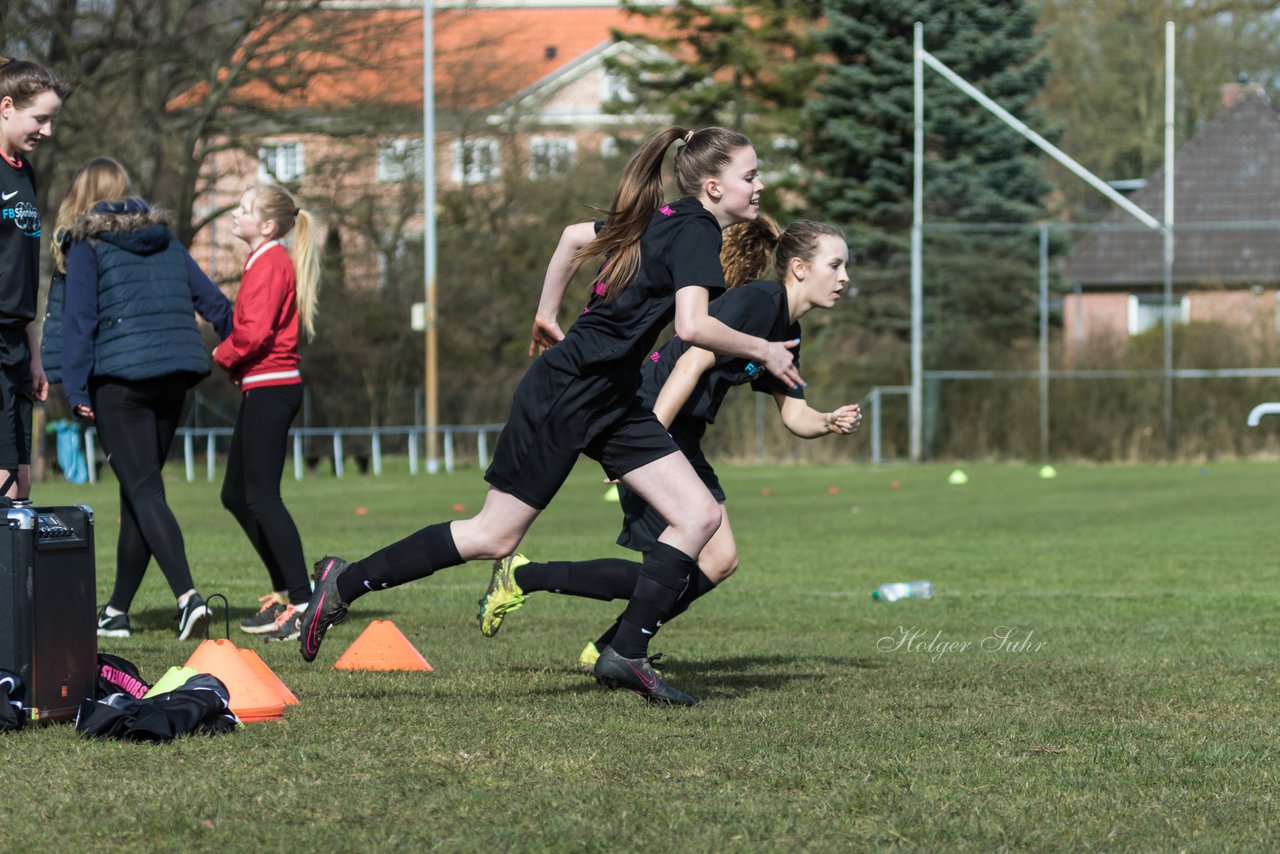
left=575, top=125, right=752, bottom=301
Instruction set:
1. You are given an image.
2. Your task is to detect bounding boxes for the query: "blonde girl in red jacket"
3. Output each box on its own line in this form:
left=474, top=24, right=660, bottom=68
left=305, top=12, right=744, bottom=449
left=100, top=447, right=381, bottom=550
left=214, top=183, right=319, bottom=641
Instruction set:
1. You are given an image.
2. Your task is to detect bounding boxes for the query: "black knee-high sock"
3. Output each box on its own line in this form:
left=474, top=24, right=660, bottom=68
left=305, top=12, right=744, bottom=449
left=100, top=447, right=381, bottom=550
left=338, top=523, right=463, bottom=603
left=514, top=557, right=641, bottom=601
left=610, top=542, right=697, bottom=659
left=596, top=567, right=718, bottom=649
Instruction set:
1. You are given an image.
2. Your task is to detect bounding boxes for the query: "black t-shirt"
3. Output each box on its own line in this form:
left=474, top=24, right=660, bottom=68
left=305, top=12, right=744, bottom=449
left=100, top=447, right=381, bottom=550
left=540, top=197, right=725, bottom=386
left=0, top=155, right=40, bottom=329
left=638, top=279, right=803, bottom=424
left=0, top=155, right=39, bottom=365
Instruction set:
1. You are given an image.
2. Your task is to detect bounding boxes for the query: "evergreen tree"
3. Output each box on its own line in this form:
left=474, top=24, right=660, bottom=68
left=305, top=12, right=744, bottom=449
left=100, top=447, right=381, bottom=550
left=803, top=0, right=1054, bottom=366
left=604, top=0, right=821, bottom=185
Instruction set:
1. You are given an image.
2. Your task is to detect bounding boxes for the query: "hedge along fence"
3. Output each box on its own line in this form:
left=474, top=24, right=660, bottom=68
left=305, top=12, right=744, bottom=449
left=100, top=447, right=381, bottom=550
left=53, top=321, right=1272, bottom=474
left=916, top=320, right=1280, bottom=461
left=692, top=321, right=1280, bottom=463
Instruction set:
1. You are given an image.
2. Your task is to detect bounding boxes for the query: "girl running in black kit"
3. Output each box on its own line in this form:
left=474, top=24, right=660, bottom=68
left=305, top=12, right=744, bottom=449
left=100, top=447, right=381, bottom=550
left=299, top=126, right=803, bottom=705
left=478, top=221, right=861, bottom=667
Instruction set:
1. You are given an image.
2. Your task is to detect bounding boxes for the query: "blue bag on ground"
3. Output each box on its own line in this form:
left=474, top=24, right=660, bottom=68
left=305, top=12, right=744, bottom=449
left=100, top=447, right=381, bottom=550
left=48, top=419, right=88, bottom=484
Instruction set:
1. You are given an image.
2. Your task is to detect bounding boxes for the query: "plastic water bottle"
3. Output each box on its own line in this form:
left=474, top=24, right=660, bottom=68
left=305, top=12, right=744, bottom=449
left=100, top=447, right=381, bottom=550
left=872, top=580, right=934, bottom=602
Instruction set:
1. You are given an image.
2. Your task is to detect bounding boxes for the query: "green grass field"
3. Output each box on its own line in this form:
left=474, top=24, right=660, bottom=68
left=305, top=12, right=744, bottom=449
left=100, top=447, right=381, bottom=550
left=4, top=460, right=1279, bottom=851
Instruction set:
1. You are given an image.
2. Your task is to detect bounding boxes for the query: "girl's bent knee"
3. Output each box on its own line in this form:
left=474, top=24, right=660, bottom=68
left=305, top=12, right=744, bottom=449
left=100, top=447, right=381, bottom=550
left=706, top=556, right=738, bottom=583
left=452, top=523, right=521, bottom=563
left=673, top=505, right=720, bottom=547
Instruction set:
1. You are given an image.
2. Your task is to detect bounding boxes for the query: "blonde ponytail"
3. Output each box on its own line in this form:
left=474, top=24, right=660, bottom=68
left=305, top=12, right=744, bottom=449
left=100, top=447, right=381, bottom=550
left=251, top=183, right=320, bottom=340
left=291, top=210, right=319, bottom=340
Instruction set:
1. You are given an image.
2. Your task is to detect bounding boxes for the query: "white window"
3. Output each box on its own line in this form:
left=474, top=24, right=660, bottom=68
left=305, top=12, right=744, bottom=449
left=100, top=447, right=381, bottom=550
left=258, top=142, right=304, bottom=183
left=602, top=68, right=634, bottom=104
left=600, top=135, right=621, bottom=160
left=528, top=136, right=575, bottom=180
left=1127, top=294, right=1189, bottom=336
left=377, top=139, right=424, bottom=183
left=451, top=137, right=500, bottom=184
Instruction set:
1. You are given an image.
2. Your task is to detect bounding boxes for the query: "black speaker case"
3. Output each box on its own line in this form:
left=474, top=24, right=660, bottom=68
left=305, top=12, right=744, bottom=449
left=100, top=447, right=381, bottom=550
left=0, top=504, right=97, bottom=722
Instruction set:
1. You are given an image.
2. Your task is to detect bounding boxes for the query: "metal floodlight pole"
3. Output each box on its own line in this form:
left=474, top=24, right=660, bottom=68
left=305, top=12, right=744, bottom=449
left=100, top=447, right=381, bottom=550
left=911, top=22, right=925, bottom=462
left=1162, top=21, right=1176, bottom=458
left=1039, top=225, right=1050, bottom=459
left=423, top=0, right=440, bottom=473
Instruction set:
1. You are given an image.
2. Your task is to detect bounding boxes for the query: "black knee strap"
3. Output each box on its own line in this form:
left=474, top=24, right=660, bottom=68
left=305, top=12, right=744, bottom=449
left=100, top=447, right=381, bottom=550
left=641, top=542, right=697, bottom=592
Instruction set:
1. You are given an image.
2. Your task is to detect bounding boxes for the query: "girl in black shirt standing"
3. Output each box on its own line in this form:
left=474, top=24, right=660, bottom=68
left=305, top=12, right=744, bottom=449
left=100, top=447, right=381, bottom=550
left=300, top=126, right=803, bottom=705
left=0, top=58, right=64, bottom=501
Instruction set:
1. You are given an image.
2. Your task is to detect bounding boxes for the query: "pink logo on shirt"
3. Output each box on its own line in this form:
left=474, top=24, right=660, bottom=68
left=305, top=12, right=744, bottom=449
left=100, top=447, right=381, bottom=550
left=658, top=205, right=675, bottom=216
left=649, top=351, right=660, bottom=362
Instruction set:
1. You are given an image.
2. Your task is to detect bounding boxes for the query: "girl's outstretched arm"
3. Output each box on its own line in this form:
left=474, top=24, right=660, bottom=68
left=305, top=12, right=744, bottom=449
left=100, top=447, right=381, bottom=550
left=651, top=346, right=717, bottom=428
left=672, top=286, right=804, bottom=389
left=776, top=394, right=862, bottom=439
left=530, top=221, right=596, bottom=356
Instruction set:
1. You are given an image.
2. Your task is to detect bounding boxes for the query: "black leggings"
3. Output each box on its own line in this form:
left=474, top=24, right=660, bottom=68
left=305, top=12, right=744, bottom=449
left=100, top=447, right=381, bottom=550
left=92, top=377, right=196, bottom=611
left=220, top=384, right=308, bottom=604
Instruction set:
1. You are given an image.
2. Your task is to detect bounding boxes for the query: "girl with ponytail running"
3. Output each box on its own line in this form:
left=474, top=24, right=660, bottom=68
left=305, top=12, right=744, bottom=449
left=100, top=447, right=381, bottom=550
left=299, top=126, right=802, bottom=705
left=478, top=220, right=861, bottom=669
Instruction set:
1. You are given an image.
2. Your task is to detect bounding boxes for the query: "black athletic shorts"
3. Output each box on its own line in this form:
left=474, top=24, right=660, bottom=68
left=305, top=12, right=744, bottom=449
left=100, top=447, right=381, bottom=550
left=484, top=360, right=680, bottom=510
left=0, top=353, right=33, bottom=470
left=615, top=416, right=723, bottom=553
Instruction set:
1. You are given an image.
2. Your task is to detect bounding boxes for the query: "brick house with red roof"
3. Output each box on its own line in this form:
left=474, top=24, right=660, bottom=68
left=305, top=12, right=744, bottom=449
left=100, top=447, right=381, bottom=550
left=189, top=0, right=671, bottom=284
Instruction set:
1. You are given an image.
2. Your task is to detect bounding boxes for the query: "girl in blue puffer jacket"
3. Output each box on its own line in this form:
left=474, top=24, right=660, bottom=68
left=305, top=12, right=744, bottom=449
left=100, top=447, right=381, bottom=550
left=49, top=156, right=233, bottom=641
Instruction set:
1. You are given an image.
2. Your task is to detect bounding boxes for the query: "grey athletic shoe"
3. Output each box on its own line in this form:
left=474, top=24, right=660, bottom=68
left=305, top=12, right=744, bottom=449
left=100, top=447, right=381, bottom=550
left=593, top=645, right=695, bottom=706
left=261, top=604, right=304, bottom=642
left=240, top=595, right=288, bottom=635
left=299, top=556, right=350, bottom=662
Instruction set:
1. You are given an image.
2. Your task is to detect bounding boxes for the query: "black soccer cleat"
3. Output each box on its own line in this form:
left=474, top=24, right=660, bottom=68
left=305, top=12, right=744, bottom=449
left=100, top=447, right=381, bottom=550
left=299, top=556, right=351, bottom=662
left=592, top=645, right=696, bottom=706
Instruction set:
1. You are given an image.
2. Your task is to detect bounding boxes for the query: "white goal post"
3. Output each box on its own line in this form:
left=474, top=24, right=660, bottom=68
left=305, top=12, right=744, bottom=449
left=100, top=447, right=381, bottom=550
left=909, top=21, right=1176, bottom=461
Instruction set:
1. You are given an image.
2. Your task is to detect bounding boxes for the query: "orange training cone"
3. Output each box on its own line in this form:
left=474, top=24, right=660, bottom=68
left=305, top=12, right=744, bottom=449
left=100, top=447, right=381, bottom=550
left=333, top=620, right=434, bottom=672
left=238, top=647, right=299, bottom=706
left=184, top=638, right=286, bottom=722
